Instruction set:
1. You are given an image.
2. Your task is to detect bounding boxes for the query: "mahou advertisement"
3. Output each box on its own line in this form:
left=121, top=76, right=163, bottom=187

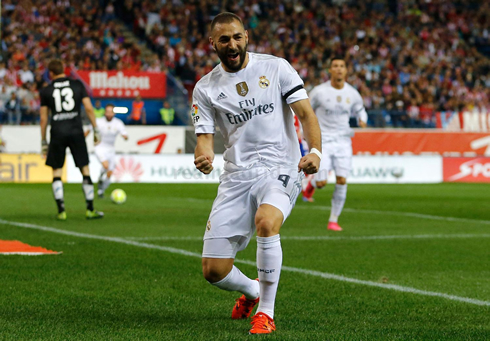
left=77, top=71, right=166, bottom=98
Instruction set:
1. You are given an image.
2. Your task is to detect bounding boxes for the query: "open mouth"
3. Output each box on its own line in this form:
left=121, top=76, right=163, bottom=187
left=228, top=52, right=240, bottom=61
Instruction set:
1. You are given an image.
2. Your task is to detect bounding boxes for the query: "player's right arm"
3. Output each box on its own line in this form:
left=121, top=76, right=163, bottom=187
left=40, top=105, right=49, bottom=157
left=194, top=134, right=214, bottom=174
left=191, top=83, right=216, bottom=175
left=39, top=87, right=50, bottom=157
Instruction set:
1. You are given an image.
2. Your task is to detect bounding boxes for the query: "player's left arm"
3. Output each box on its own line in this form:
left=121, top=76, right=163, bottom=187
left=278, top=58, right=321, bottom=174
left=82, top=97, right=101, bottom=145
left=119, top=121, right=129, bottom=140
left=354, top=92, right=368, bottom=128
left=290, top=99, right=322, bottom=174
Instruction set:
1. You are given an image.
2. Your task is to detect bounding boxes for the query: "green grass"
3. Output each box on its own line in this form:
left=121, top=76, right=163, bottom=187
left=0, top=183, right=489, bottom=340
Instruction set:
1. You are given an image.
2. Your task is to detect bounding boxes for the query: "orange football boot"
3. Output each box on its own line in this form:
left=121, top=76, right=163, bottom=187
left=249, top=312, right=276, bottom=334
left=231, top=294, right=259, bottom=320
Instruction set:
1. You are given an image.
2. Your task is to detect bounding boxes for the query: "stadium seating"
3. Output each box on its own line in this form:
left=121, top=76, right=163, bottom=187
left=1, top=0, right=489, bottom=127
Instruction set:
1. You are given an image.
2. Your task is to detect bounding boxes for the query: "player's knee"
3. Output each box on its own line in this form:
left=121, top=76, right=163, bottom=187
left=255, top=215, right=279, bottom=237
left=316, top=180, right=327, bottom=188
left=107, top=170, right=113, bottom=178
left=336, top=177, right=347, bottom=185
left=202, top=259, right=229, bottom=283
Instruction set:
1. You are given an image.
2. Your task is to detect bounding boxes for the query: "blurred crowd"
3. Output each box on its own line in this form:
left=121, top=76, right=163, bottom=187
left=1, top=0, right=489, bottom=127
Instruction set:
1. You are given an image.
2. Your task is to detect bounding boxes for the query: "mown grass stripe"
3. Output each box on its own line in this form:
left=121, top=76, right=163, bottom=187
left=1, top=218, right=489, bottom=307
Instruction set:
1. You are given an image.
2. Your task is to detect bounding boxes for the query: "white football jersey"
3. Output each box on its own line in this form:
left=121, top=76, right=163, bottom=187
left=95, top=117, right=127, bottom=148
left=192, top=52, right=308, bottom=172
left=309, top=81, right=367, bottom=139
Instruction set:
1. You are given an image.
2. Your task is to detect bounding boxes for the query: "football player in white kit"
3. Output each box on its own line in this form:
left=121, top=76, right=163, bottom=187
left=93, top=104, right=128, bottom=197
left=302, top=57, right=367, bottom=232
left=193, top=13, right=322, bottom=335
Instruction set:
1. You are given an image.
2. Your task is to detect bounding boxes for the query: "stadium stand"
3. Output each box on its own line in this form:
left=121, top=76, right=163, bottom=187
left=1, top=0, right=489, bottom=127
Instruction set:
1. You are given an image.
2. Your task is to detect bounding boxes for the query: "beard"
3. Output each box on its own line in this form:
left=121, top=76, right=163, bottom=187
left=216, top=42, right=248, bottom=72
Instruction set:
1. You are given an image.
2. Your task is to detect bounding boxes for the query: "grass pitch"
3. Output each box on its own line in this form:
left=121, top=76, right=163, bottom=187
left=0, top=183, right=489, bottom=340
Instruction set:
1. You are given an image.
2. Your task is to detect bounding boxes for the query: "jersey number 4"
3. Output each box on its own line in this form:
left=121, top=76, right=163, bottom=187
left=53, top=88, right=75, bottom=112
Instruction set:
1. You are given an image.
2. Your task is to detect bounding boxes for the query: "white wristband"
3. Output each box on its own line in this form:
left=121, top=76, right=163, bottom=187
left=309, top=148, right=322, bottom=160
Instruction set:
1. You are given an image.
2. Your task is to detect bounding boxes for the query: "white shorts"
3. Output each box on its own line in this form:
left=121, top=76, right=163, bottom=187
left=202, top=165, right=304, bottom=259
left=314, top=137, right=352, bottom=181
left=94, top=146, right=116, bottom=171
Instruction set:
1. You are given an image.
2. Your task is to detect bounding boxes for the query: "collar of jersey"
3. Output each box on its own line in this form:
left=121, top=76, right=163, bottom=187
left=219, top=52, right=254, bottom=77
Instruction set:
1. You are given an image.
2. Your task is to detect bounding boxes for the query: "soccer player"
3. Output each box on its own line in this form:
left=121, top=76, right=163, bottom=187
left=302, top=57, right=368, bottom=232
left=92, top=104, right=128, bottom=198
left=40, top=59, right=104, bottom=220
left=193, top=13, right=322, bottom=335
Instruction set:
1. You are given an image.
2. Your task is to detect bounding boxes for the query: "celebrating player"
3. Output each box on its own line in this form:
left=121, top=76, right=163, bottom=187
left=40, top=59, right=104, bottom=220
left=302, top=57, right=367, bottom=231
left=92, top=104, right=128, bottom=198
left=192, top=13, right=322, bottom=335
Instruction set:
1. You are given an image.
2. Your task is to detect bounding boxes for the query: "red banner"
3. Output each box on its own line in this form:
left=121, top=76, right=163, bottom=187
left=77, top=71, right=166, bottom=98
left=443, top=157, right=490, bottom=182
left=352, top=131, right=490, bottom=156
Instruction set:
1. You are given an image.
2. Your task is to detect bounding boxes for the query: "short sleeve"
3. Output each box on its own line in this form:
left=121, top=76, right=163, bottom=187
left=79, top=80, right=89, bottom=99
left=278, top=59, right=308, bottom=104
left=191, top=85, right=215, bottom=134
left=118, top=120, right=128, bottom=136
left=352, top=90, right=368, bottom=123
left=40, top=88, right=49, bottom=107
left=308, top=86, right=320, bottom=111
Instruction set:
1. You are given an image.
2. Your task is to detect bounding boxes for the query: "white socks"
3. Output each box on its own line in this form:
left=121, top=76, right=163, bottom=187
left=330, top=184, right=347, bottom=223
left=256, top=234, right=282, bottom=319
left=212, top=265, right=260, bottom=300
left=52, top=180, right=64, bottom=200
left=52, top=178, right=65, bottom=213
left=99, top=178, right=111, bottom=193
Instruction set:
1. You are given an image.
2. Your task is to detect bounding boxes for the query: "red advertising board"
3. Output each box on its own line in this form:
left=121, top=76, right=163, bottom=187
left=352, top=131, right=490, bottom=156
left=77, top=71, right=166, bottom=98
left=443, top=157, right=490, bottom=182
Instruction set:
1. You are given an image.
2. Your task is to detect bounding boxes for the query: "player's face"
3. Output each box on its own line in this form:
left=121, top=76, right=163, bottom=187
left=105, top=106, right=115, bottom=121
left=210, top=20, right=248, bottom=72
left=329, top=60, right=347, bottom=81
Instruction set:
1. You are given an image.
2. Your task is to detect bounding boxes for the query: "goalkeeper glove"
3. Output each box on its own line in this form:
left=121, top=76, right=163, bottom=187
left=41, top=140, right=48, bottom=157
left=94, top=127, right=101, bottom=145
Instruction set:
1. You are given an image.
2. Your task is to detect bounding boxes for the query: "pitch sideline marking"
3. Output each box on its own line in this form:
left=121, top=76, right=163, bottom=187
left=184, top=197, right=490, bottom=226
left=0, top=218, right=489, bottom=307
left=124, top=234, right=490, bottom=241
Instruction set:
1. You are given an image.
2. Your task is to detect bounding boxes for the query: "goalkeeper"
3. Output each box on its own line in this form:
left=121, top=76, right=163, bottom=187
left=40, top=59, right=104, bottom=220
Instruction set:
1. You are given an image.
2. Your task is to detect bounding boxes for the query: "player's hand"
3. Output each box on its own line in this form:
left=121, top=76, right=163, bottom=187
left=194, top=155, right=214, bottom=174
left=94, top=127, right=101, bottom=146
left=298, top=153, right=320, bottom=174
left=41, top=140, right=48, bottom=158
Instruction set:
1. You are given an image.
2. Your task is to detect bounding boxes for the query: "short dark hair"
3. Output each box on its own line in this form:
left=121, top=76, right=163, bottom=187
left=105, top=103, right=115, bottom=109
left=210, top=12, right=243, bottom=32
left=48, top=59, right=64, bottom=76
left=329, top=56, right=346, bottom=67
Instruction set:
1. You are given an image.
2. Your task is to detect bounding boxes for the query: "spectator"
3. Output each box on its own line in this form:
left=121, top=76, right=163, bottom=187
left=0, top=125, right=5, bottom=166
left=391, top=100, right=408, bottom=128
left=129, top=95, right=146, bottom=125
left=0, top=87, right=10, bottom=124
left=94, top=100, right=105, bottom=118
left=2, top=0, right=490, bottom=127
left=18, top=63, right=34, bottom=84
left=0, top=62, right=6, bottom=80
left=407, top=100, right=421, bottom=128
left=5, top=92, right=21, bottom=125
left=159, top=101, right=175, bottom=125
